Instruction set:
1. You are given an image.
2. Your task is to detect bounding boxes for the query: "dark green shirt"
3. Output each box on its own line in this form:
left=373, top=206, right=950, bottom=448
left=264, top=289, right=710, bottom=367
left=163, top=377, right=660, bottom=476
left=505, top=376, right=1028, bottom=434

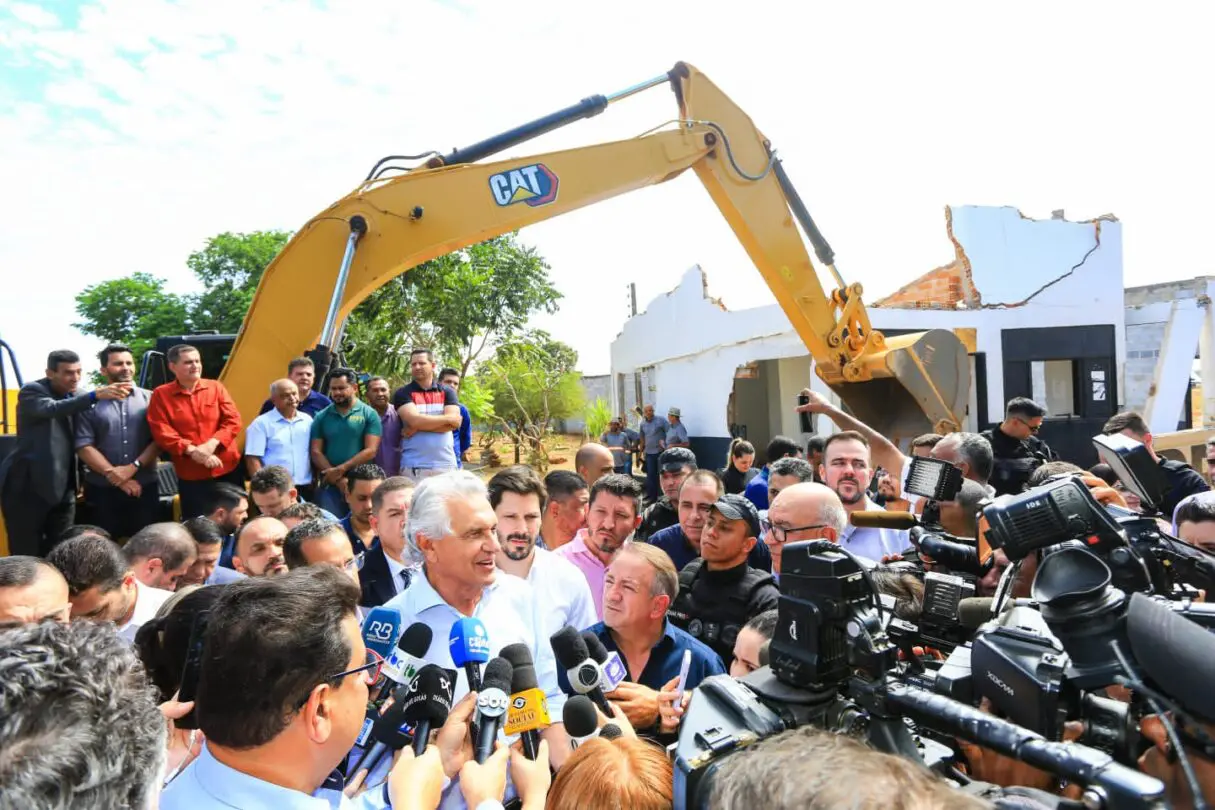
left=310, top=400, right=382, bottom=467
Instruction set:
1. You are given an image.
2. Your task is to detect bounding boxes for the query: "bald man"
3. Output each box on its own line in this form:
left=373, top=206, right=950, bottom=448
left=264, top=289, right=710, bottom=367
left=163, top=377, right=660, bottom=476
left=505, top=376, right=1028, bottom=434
left=0, top=556, right=71, bottom=624
left=576, top=443, right=616, bottom=490
left=231, top=515, right=290, bottom=577
left=764, top=482, right=848, bottom=576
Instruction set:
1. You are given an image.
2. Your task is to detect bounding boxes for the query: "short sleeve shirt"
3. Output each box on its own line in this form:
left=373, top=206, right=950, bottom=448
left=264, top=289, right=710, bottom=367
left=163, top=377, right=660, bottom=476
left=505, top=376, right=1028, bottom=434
left=666, top=421, right=690, bottom=446
left=601, top=430, right=629, bottom=467
left=392, top=381, right=459, bottom=470
left=309, top=400, right=381, bottom=468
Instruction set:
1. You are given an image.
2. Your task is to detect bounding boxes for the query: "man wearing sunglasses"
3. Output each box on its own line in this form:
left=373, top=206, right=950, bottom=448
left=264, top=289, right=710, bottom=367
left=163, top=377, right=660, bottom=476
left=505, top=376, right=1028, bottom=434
left=981, top=397, right=1057, bottom=497
left=160, top=566, right=401, bottom=809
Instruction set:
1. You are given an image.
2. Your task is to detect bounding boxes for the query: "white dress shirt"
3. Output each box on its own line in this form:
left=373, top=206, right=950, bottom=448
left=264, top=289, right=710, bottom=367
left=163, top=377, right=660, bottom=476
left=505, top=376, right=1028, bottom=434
left=117, top=579, right=173, bottom=644
left=840, top=497, right=911, bottom=563
left=245, top=408, right=314, bottom=484
left=521, top=547, right=598, bottom=635
left=382, top=569, right=565, bottom=810
left=384, top=554, right=412, bottom=596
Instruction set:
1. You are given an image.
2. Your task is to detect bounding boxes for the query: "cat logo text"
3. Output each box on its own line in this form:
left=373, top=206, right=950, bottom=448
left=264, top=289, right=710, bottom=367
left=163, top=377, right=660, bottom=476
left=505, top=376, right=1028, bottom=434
left=488, top=163, right=559, bottom=208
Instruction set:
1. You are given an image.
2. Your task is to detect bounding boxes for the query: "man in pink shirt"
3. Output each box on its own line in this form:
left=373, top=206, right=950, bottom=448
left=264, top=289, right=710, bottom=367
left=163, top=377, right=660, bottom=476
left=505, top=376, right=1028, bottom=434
left=554, top=473, right=642, bottom=620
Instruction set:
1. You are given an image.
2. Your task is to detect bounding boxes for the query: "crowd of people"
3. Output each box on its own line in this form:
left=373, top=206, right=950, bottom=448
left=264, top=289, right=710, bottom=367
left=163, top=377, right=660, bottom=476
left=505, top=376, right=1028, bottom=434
left=2, top=343, right=1214, bottom=809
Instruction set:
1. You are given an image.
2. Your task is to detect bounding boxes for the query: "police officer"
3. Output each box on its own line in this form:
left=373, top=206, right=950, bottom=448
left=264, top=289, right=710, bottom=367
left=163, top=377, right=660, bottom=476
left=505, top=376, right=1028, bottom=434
left=981, top=397, right=1057, bottom=496
left=667, top=493, right=780, bottom=665
left=636, top=447, right=696, bottom=541
left=1102, top=411, right=1209, bottom=518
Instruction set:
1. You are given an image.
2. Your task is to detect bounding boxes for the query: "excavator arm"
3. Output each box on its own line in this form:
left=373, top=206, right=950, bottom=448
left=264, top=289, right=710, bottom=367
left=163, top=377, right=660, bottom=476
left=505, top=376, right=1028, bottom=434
left=222, top=62, right=968, bottom=441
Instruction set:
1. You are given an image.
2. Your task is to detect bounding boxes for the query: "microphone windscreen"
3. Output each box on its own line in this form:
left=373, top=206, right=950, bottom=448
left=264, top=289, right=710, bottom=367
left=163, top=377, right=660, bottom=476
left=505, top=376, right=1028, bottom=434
left=400, top=664, right=457, bottom=726
left=599, top=723, right=623, bottom=740
left=562, top=695, right=599, bottom=738
left=500, top=643, right=540, bottom=692
left=482, top=657, right=515, bottom=695
left=550, top=626, right=589, bottom=669
left=399, top=622, right=433, bottom=658
left=957, top=597, right=995, bottom=630
left=581, top=631, right=610, bottom=664
left=850, top=511, right=918, bottom=530
left=449, top=617, right=490, bottom=666
left=361, top=607, right=403, bottom=660
left=1127, top=592, right=1215, bottom=722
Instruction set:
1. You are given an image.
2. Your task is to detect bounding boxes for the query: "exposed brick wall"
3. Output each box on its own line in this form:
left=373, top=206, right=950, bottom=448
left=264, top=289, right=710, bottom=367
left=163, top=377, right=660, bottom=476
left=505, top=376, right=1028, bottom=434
left=875, top=207, right=982, bottom=310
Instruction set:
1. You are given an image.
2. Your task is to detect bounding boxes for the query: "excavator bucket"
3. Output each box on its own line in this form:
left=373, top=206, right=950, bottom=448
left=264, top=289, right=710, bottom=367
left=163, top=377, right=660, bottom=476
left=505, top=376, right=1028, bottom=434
left=823, top=329, right=970, bottom=444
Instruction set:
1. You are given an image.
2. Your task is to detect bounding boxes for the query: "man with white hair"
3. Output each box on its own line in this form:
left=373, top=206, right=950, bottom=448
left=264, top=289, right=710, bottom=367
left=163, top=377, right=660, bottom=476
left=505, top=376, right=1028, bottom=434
left=382, top=470, right=571, bottom=788
left=764, top=482, right=848, bottom=577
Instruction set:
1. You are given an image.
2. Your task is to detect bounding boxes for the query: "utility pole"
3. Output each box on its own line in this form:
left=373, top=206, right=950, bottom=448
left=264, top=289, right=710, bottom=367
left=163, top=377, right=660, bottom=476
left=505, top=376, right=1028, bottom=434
left=628, top=282, right=638, bottom=317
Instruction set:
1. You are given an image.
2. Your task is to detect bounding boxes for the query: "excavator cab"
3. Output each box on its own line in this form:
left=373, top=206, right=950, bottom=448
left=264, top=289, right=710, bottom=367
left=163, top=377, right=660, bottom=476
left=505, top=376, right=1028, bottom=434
left=824, top=328, right=971, bottom=443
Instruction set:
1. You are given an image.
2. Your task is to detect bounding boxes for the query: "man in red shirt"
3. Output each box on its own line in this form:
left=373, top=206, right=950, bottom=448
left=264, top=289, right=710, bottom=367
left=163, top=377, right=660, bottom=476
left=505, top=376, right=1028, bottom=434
left=146, top=344, right=243, bottom=519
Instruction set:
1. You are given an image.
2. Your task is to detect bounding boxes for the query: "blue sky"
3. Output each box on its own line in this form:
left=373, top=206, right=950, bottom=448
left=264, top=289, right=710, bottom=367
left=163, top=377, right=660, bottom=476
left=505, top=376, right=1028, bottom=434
left=2, top=0, right=1213, bottom=382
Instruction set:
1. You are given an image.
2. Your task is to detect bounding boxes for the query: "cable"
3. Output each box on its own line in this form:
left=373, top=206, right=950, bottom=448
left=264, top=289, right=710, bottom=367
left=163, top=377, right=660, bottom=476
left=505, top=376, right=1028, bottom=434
left=1110, top=639, right=1208, bottom=810
left=364, top=152, right=442, bottom=182
left=685, top=119, right=777, bottom=183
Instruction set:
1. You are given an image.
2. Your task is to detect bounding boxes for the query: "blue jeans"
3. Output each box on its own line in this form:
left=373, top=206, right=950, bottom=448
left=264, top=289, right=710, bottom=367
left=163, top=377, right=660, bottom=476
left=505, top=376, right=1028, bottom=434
left=644, top=453, right=661, bottom=502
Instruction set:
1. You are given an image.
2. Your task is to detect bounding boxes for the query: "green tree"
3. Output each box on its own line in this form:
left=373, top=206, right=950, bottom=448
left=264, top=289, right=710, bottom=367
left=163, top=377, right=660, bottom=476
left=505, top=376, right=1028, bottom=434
left=584, top=397, right=612, bottom=440
left=187, top=230, right=292, bottom=333
left=72, top=272, right=191, bottom=360
left=479, top=333, right=582, bottom=470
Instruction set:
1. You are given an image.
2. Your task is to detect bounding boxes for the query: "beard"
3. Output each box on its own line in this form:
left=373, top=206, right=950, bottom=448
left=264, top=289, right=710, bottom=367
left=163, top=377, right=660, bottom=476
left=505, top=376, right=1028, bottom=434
left=502, top=533, right=535, bottom=562
left=833, top=477, right=866, bottom=505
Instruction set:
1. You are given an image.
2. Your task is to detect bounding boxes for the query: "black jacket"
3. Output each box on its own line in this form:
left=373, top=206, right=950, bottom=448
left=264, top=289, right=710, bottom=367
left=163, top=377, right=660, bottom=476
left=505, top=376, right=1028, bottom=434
left=1158, top=458, right=1210, bottom=519
left=359, top=543, right=401, bottom=608
left=637, top=497, right=679, bottom=542
left=981, top=426, right=1057, bottom=496
left=0, top=379, right=94, bottom=503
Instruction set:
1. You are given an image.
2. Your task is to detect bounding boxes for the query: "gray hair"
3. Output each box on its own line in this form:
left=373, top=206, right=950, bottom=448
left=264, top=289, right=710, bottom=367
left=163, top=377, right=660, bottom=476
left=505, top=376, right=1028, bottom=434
left=938, top=432, right=994, bottom=483
left=0, top=556, right=60, bottom=589
left=951, top=479, right=991, bottom=537
left=769, top=456, right=815, bottom=482
left=122, top=523, right=197, bottom=572
left=0, top=620, right=165, bottom=808
left=406, top=471, right=489, bottom=563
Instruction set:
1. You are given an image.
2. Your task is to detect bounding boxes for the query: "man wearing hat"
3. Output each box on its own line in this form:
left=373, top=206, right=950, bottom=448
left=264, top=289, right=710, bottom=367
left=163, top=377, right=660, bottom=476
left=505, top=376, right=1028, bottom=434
left=665, top=407, right=690, bottom=449
left=666, top=493, right=780, bottom=665
left=636, top=446, right=697, bottom=542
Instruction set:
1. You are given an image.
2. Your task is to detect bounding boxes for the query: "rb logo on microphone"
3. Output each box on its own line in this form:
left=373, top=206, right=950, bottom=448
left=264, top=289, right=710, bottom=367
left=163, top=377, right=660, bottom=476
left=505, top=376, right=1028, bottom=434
left=367, top=621, right=395, bottom=643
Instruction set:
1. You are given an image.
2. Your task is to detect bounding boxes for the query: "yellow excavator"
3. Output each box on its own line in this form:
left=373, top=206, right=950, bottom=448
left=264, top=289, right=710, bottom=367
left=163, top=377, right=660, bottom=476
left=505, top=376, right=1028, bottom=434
left=222, top=61, right=969, bottom=442
left=2, top=62, right=969, bottom=555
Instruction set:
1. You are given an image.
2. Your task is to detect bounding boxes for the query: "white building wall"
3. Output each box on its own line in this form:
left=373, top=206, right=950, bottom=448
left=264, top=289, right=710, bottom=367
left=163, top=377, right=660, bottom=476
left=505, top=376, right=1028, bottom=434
left=611, top=206, right=1125, bottom=442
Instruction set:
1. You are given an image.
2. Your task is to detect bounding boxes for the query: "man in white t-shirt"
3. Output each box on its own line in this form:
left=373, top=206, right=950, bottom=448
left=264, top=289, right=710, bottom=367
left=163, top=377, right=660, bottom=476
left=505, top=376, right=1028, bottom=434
left=489, top=465, right=597, bottom=634
left=46, top=532, right=173, bottom=643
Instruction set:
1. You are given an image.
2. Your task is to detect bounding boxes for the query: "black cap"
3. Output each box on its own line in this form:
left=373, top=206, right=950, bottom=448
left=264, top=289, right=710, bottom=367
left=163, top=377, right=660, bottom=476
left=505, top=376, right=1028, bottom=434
left=711, top=493, right=762, bottom=538
left=1127, top=592, right=1215, bottom=723
left=659, top=447, right=696, bottom=472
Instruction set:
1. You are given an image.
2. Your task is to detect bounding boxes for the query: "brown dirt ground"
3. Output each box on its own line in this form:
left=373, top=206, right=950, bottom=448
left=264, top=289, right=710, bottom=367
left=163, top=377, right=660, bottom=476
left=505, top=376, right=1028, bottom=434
left=466, top=431, right=585, bottom=479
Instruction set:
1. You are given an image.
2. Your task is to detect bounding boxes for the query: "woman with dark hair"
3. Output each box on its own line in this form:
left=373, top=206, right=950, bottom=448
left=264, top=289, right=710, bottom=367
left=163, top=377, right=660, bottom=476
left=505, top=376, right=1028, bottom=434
left=134, top=584, right=225, bottom=703
left=720, top=438, right=757, bottom=495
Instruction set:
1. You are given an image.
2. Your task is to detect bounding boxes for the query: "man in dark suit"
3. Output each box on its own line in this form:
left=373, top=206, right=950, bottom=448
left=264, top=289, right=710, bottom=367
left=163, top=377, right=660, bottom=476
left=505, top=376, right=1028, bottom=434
left=0, top=350, right=130, bottom=556
left=359, top=476, right=415, bottom=607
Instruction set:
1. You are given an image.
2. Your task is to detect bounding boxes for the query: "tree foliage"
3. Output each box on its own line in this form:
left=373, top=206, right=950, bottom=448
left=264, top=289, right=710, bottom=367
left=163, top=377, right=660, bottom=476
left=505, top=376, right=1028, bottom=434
left=72, top=272, right=191, bottom=360
left=584, top=397, right=612, bottom=440
left=187, top=231, right=292, bottom=333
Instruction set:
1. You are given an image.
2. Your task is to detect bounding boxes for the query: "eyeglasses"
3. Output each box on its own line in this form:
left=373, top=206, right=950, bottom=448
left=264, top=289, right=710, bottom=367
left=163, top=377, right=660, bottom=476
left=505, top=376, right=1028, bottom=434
left=295, top=648, right=384, bottom=710
left=760, top=518, right=830, bottom=545
left=1015, top=417, right=1041, bottom=434
left=340, top=552, right=366, bottom=573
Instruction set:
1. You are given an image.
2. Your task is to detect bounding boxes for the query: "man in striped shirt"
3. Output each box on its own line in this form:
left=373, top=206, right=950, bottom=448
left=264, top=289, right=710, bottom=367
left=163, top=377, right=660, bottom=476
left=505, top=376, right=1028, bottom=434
left=391, top=348, right=461, bottom=482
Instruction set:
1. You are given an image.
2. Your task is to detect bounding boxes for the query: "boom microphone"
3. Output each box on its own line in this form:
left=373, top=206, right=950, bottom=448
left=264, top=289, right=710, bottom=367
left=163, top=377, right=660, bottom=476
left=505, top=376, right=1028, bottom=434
left=562, top=695, right=600, bottom=749
left=473, top=657, right=513, bottom=764
left=450, top=617, right=490, bottom=693
left=500, top=643, right=549, bottom=760
left=851, top=511, right=918, bottom=530
left=375, top=622, right=433, bottom=704
left=582, top=631, right=627, bottom=693
left=399, top=664, right=457, bottom=756
left=551, top=626, right=612, bottom=715
left=957, top=597, right=996, bottom=630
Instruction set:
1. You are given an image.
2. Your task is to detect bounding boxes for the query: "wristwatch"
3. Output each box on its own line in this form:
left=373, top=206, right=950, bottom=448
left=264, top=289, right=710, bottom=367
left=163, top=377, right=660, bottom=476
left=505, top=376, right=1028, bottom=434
left=133, top=460, right=142, bottom=470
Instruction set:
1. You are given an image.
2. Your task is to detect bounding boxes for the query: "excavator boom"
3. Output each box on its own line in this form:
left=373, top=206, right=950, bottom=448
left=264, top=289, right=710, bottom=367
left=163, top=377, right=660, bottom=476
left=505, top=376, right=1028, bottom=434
left=221, top=62, right=968, bottom=441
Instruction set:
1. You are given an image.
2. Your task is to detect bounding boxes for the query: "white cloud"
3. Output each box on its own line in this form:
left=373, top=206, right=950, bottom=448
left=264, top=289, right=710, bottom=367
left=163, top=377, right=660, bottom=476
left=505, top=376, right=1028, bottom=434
left=1, top=0, right=1214, bottom=386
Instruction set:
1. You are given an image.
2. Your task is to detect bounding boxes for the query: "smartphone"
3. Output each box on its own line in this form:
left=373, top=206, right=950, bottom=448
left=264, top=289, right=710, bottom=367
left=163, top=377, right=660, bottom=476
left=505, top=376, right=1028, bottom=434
left=174, top=610, right=210, bottom=730
left=672, top=648, right=693, bottom=703
left=797, top=393, right=813, bottom=434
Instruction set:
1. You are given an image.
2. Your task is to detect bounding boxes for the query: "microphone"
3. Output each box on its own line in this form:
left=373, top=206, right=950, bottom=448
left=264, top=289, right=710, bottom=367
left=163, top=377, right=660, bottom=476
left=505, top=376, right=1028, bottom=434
left=957, top=597, right=996, bottom=630
left=361, top=606, right=403, bottom=662
left=473, top=657, right=514, bottom=764
left=500, top=643, right=549, bottom=760
left=551, top=626, right=612, bottom=716
left=581, top=631, right=627, bottom=693
left=600, top=723, right=624, bottom=740
left=562, top=695, right=600, bottom=749
left=375, top=622, right=434, bottom=705
left=449, top=617, right=490, bottom=694
left=348, top=697, right=412, bottom=782
left=851, top=511, right=917, bottom=530
left=399, top=664, right=457, bottom=756
left=915, top=528, right=984, bottom=575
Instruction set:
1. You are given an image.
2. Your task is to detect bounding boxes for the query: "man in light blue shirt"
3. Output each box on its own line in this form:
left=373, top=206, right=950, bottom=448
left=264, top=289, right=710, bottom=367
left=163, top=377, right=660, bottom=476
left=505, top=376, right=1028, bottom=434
left=246, top=378, right=315, bottom=486
left=383, top=470, right=572, bottom=808
left=821, top=432, right=910, bottom=563
left=161, top=566, right=397, bottom=809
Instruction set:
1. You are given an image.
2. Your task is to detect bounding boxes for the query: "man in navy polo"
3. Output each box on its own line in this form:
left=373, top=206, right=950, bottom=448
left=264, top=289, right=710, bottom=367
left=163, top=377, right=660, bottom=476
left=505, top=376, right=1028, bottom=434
left=392, top=349, right=461, bottom=482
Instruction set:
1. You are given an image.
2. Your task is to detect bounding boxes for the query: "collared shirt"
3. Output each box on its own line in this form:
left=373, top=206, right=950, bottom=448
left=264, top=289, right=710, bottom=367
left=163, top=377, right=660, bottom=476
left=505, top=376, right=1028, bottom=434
left=160, top=744, right=390, bottom=810
left=381, top=569, right=565, bottom=810
left=743, top=466, right=771, bottom=510
left=648, top=524, right=772, bottom=573
left=117, top=579, right=173, bottom=644
left=840, top=498, right=911, bottom=562
left=578, top=619, right=724, bottom=693
left=147, top=379, right=243, bottom=481
left=74, top=386, right=157, bottom=486
left=311, top=400, right=382, bottom=468
left=518, top=547, right=598, bottom=634
left=665, top=421, right=689, bottom=447
left=601, top=430, right=629, bottom=467
left=392, top=380, right=459, bottom=470
left=453, top=403, right=472, bottom=468
left=260, top=388, right=333, bottom=418
left=341, top=514, right=375, bottom=555
left=552, top=529, right=608, bottom=621
left=384, top=552, right=412, bottom=596
left=639, top=417, right=666, bottom=454
left=246, top=408, right=314, bottom=484
left=374, top=406, right=402, bottom=477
